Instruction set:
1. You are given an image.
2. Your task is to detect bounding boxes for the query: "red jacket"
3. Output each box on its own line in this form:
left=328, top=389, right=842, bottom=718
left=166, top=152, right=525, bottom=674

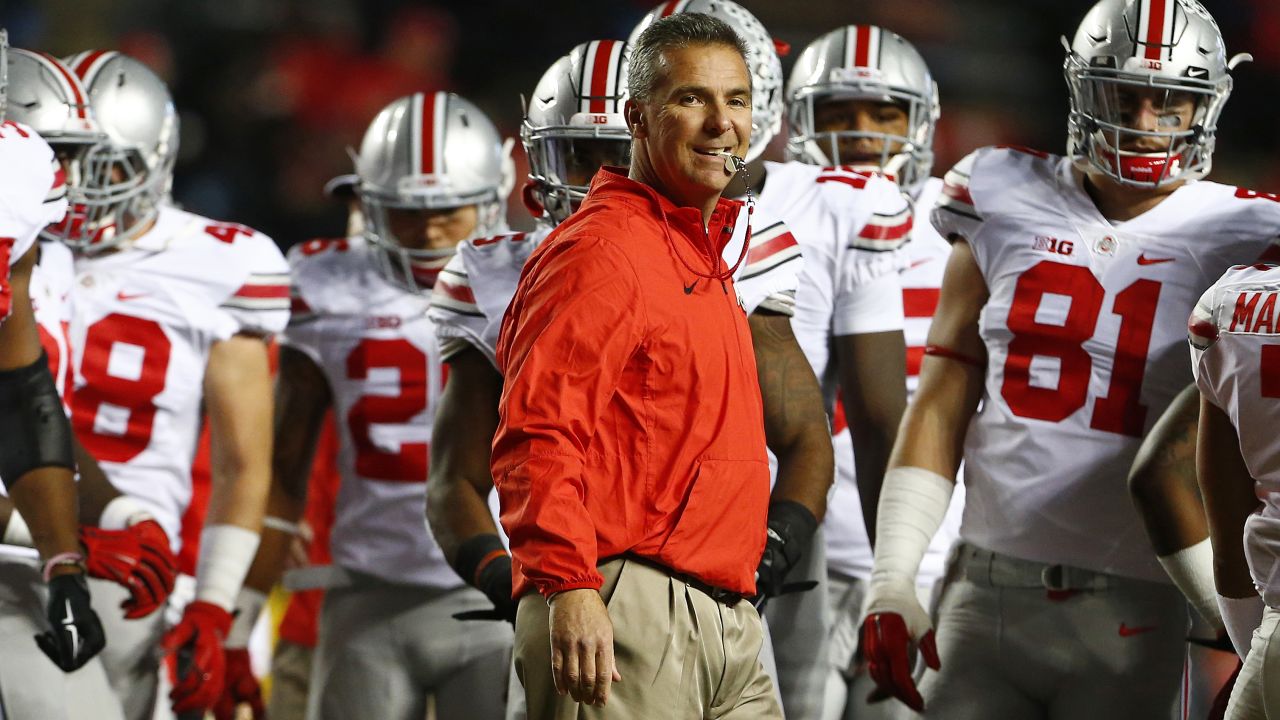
left=492, top=168, right=770, bottom=599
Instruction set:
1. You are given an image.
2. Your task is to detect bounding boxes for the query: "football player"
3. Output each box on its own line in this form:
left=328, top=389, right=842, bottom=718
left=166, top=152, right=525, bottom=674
left=1188, top=262, right=1280, bottom=717
left=47, top=50, right=289, bottom=719
left=225, top=91, right=516, bottom=720
left=859, top=0, right=1280, bottom=717
left=785, top=25, right=965, bottom=720
left=0, top=33, right=109, bottom=706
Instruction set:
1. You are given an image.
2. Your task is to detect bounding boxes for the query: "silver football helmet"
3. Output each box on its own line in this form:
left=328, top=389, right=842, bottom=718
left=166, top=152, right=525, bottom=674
left=787, top=25, right=939, bottom=194
left=1065, top=0, right=1247, bottom=187
left=61, top=51, right=178, bottom=252
left=628, top=0, right=783, bottom=163
left=356, top=91, right=514, bottom=290
left=4, top=49, right=105, bottom=241
left=522, top=40, right=631, bottom=226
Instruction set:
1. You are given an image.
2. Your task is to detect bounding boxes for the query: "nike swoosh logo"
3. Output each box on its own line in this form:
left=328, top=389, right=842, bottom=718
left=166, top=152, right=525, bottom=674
left=908, top=258, right=933, bottom=269
left=62, top=599, right=81, bottom=658
left=117, top=290, right=148, bottom=301
left=684, top=281, right=697, bottom=295
left=1136, top=254, right=1175, bottom=266
left=1118, top=623, right=1158, bottom=637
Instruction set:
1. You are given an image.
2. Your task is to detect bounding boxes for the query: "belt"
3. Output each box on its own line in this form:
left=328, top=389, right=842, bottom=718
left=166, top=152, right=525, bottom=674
left=617, top=554, right=744, bottom=607
left=956, top=543, right=1110, bottom=592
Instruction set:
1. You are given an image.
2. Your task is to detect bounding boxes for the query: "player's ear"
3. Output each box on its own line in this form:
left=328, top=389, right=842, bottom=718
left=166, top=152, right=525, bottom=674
left=626, top=99, right=646, bottom=138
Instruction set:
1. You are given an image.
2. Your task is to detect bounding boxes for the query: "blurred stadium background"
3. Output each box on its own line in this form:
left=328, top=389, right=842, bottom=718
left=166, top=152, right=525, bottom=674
left=7, top=0, right=1278, bottom=247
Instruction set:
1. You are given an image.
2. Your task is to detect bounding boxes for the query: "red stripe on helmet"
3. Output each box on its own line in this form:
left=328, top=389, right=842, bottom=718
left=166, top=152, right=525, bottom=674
left=39, top=52, right=89, bottom=119
left=420, top=92, right=437, bottom=175
left=854, top=25, right=872, bottom=68
left=1145, top=0, right=1167, bottom=61
left=660, top=1, right=681, bottom=18
left=588, top=40, right=615, bottom=114
left=71, top=50, right=110, bottom=81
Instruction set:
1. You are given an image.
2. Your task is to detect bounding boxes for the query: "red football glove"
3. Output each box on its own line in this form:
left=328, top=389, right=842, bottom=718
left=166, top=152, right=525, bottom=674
left=1207, top=658, right=1243, bottom=720
left=213, top=647, right=265, bottom=720
left=859, top=612, right=940, bottom=712
left=80, top=519, right=178, bottom=619
left=161, top=600, right=234, bottom=714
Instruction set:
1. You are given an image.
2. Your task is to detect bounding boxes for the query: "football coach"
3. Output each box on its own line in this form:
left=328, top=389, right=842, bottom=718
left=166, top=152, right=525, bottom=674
left=490, top=12, right=783, bottom=720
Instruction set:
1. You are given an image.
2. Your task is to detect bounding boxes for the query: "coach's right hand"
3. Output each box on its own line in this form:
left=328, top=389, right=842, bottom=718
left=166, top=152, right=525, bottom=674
left=859, top=580, right=939, bottom=712
left=548, top=588, right=622, bottom=707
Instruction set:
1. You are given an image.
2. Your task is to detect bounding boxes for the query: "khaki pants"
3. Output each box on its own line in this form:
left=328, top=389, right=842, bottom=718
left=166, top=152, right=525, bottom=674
left=266, top=640, right=313, bottom=720
left=514, top=558, right=782, bottom=720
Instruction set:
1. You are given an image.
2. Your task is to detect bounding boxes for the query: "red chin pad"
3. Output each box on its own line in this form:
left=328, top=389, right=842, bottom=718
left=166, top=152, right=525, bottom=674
left=48, top=203, right=114, bottom=245
left=521, top=182, right=546, bottom=218
left=1099, top=148, right=1183, bottom=184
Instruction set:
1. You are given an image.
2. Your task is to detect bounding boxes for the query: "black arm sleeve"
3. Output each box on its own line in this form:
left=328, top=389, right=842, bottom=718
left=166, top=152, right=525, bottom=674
left=0, top=351, right=74, bottom=489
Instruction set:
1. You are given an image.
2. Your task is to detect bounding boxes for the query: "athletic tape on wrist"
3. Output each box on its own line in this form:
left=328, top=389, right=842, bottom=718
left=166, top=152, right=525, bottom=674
left=869, top=466, right=955, bottom=587
left=194, top=524, right=261, bottom=611
left=99, top=496, right=154, bottom=531
left=1157, top=537, right=1222, bottom=629
left=225, top=587, right=268, bottom=648
left=2, top=509, right=33, bottom=547
left=1218, top=593, right=1265, bottom=660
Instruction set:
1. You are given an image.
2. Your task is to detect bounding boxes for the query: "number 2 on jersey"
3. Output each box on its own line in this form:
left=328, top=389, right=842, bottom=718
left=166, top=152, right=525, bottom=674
left=346, top=338, right=428, bottom=482
left=1002, top=260, right=1161, bottom=437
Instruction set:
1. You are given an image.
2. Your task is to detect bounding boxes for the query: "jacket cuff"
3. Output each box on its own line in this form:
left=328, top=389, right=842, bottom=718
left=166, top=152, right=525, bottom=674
left=538, top=573, right=605, bottom=599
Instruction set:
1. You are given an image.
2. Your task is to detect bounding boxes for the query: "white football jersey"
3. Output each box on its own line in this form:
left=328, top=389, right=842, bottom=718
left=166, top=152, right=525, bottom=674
left=429, top=200, right=806, bottom=365
left=772, top=161, right=911, bottom=415
left=0, top=120, right=67, bottom=322
left=822, top=176, right=962, bottom=582
left=284, top=235, right=458, bottom=589
left=32, top=241, right=77, bottom=404
left=933, top=145, right=1280, bottom=581
left=70, top=205, right=290, bottom=549
left=1190, top=263, right=1280, bottom=606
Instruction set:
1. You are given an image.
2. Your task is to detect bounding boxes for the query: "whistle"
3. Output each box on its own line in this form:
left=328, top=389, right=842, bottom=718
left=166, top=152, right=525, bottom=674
left=714, top=150, right=746, bottom=174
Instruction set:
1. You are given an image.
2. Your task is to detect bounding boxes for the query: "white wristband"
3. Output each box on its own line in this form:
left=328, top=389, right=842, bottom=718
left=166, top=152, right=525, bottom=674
left=225, top=587, right=268, bottom=648
left=1157, top=538, right=1223, bottom=631
left=869, top=466, right=955, bottom=588
left=99, top=496, right=154, bottom=531
left=1218, top=593, right=1265, bottom=660
left=2, top=510, right=33, bottom=547
left=195, top=524, right=261, bottom=612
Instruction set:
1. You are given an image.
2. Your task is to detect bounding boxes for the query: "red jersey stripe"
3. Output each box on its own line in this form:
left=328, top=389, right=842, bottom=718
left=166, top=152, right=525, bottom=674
left=233, top=283, right=289, bottom=299
left=859, top=216, right=913, bottom=241
left=746, top=231, right=798, bottom=266
left=436, top=278, right=477, bottom=304
left=906, top=345, right=925, bottom=377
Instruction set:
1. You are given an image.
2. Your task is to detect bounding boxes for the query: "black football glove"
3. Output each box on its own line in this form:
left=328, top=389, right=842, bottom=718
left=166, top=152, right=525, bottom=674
left=452, top=534, right=517, bottom=623
left=752, top=500, right=819, bottom=610
left=36, top=572, right=107, bottom=672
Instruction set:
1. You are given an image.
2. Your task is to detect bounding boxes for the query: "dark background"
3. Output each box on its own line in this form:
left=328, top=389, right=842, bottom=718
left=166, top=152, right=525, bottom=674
left=7, top=0, right=1279, bottom=246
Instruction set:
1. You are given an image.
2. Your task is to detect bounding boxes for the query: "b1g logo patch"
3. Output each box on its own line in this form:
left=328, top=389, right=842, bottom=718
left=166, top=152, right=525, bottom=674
left=1033, top=235, right=1074, bottom=257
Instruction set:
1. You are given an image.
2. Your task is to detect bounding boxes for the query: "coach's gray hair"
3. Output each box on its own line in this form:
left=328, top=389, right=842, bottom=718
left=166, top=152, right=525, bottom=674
left=628, top=13, right=750, bottom=103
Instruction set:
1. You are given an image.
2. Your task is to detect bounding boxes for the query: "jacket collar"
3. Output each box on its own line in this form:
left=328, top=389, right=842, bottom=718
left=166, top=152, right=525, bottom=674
left=583, top=167, right=743, bottom=255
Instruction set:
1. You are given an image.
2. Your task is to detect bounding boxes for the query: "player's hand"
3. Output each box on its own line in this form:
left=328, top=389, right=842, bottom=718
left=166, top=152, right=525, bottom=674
left=35, top=572, right=107, bottom=672
left=161, top=600, right=234, bottom=714
left=548, top=588, right=622, bottom=707
left=81, top=519, right=178, bottom=619
left=751, top=501, right=819, bottom=609
left=213, top=647, right=265, bottom=720
left=1207, top=658, right=1243, bottom=720
left=858, top=580, right=939, bottom=712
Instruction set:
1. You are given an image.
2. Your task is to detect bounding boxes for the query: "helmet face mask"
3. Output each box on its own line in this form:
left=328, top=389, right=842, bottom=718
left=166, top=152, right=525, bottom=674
left=1064, top=0, right=1239, bottom=188
left=786, top=26, right=938, bottom=193
left=357, top=91, right=513, bottom=291
left=522, top=40, right=632, bottom=226
left=56, top=51, right=178, bottom=253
